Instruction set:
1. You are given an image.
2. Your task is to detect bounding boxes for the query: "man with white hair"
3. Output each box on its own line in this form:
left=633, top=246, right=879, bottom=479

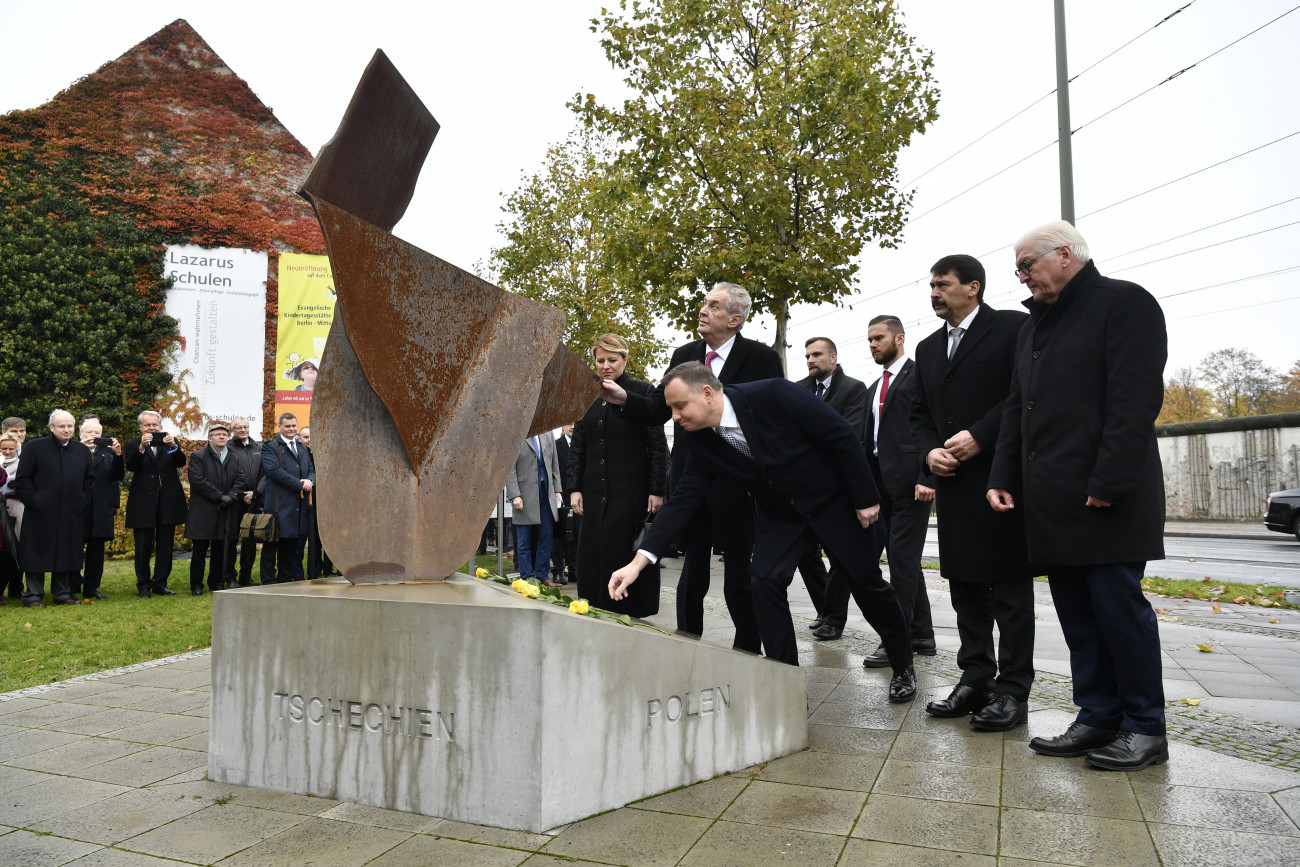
left=9, top=409, right=93, bottom=606
left=603, top=282, right=783, bottom=653
left=124, top=410, right=188, bottom=597
left=989, top=220, right=1169, bottom=771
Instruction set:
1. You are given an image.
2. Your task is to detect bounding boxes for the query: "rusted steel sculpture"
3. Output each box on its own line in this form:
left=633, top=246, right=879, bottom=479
left=298, top=51, right=600, bottom=584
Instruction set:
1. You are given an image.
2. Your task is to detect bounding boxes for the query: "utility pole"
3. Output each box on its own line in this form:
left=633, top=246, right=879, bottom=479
left=1054, top=0, right=1075, bottom=224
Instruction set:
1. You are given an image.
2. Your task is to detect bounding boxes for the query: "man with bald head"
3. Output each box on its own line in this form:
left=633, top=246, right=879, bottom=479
left=9, top=410, right=93, bottom=606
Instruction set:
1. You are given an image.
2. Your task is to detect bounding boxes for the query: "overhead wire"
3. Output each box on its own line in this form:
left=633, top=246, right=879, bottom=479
left=1108, top=195, right=1300, bottom=260
left=1109, top=220, right=1300, bottom=274
left=1173, top=293, right=1300, bottom=321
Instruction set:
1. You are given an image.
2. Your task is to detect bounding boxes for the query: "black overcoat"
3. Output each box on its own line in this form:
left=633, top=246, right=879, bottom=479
left=568, top=373, right=669, bottom=614
left=796, top=365, right=870, bottom=447
left=911, top=304, right=1032, bottom=582
left=262, top=437, right=316, bottom=539
left=989, top=261, right=1167, bottom=565
left=84, top=447, right=125, bottom=540
left=124, top=438, right=189, bottom=527
left=185, top=446, right=247, bottom=541
left=620, top=332, right=783, bottom=543
left=10, top=436, right=93, bottom=572
left=229, top=438, right=263, bottom=509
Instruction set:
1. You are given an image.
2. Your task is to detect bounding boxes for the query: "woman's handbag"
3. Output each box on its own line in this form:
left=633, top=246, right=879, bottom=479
left=239, top=511, right=278, bottom=543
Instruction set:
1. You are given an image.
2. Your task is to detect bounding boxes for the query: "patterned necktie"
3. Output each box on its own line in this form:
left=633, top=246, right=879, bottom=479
left=879, top=370, right=891, bottom=412
left=815, top=381, right=827, bottom=399
left=705, top=349, right=720, bottom=373
left=715, top=427, right=753, bottom=460
left=948, top=326, right=965, bottom=360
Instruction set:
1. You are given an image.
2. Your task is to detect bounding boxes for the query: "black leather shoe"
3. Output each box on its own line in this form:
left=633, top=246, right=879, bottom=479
left=58, top=598, right=80, bottom=605
left=811, top=622, right=842, bottom=641
left=1029, top=721, right=1119, bottom=758
left=137, top=590, right=151, bottom=599
left=911, top=638, right=937, bottom=656
left=809, top=615, right=826, bottom=631
left=154, top=588, right=176, bottom=596
left=85, top=591, right=109, bottom=600
left=861, top=645, right=892, bottom=668
left=970, top=694, right=1028, bottom=731
left=1085, top=731, right=1169, bottom=771
left=191, top=588, right=204, bottom=596
left=889, top=666, right=917, bottom=703
left=926, top=684, right=994, bottom=718
left=25, top=601, right=46, bottom=608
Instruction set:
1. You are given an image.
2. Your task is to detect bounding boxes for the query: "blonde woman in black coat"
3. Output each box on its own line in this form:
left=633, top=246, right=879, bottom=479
left=568, top=334, right=668, bottom=616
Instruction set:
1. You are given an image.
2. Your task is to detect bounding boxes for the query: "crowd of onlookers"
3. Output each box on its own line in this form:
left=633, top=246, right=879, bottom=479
left=0, top=410, right=330, bottom=608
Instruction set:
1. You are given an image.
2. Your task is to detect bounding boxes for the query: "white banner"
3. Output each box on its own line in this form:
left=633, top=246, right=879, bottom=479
left=162, top=245, right=268, bottom=438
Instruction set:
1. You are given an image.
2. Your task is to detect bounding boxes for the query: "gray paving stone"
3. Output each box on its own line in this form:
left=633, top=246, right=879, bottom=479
left=367, top=834, right=529, bottom=866
left=541, top=805, right=709, bottom=864
left=36, top=681, right=121, bottom=701
left=1132, top=782, right=1300, bottom=836
left=0, top=765, right=54, bottom=795
left=77, top=687, right=175, bottom=709
left=806, top=724, right=896, bottom=757
left=887, top=729, right=1005, bottom=768
left=146, top=778, right=339, bottom=815
left=806, top=700, right=909, bottom=730
left=1001, top=767, right=1143, bottom=820
left=720, top=779, right=865, bottom=835
left=676, top=820, right=843, bottom=866
left=999, top=808, right=1160, bottom=866
left=6, top=736, right=153, bottom=775
left=1275, top=785, right=1300, bottom=827
left=0, top=727, right=85, bottom=761
left=0, top=723, right=22, bottom=738
left=216, top=815, right=410, bottom=866
left=1127, top=741, right=1300, bottom=792
left=871, top=758, right=1000, bottom=806
left=0, top=828, right=101, bottom=866
left=65, top=848, right=191, bottom=866
left=121, top=802, right=305, bottom=863
left=0, top=698, right=53, bottom=717
left=108, top=713, right=207, bottom=745
left=756, top=748, right=883, bottom=792
left=522, top=855, right=613, bottom=866
left=169, top=732, right=209, bottom=751
left=838, top=837, right=996, bottom=866
left=31, top=786, right=212, bottom=844
left=0, top=775, right=129, bottom=828
left=127, top=691, right=210, bottom=715
left=852, top=792, right=998, bottom=855
left=2, top=702, right=103, bottom=728
left=75, top=746, right=206, bottom=787
left=319, top=801, right=442, bottom=833
left=896, top=704, right=991, bottom=738
left=632, top=774, right=749, bottom=818
left=805, top=681, right=835, bottom=704
left=824, top=682, right=892, bottom=705
left=802, top=666, right=848, bottom=684
left=1149, top=822, right=1300, bottom=866
left=407, top=818, right=548, bottom=851
left=42, top=709, right=167, bottom=736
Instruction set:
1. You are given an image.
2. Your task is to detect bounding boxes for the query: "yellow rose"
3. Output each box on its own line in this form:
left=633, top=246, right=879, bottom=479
left=569, top=599, right=590, bottom=615
left=475, top=567, right=489, bottom=578
left=524, top=583, right=541, bottom=599
left=511, top=579, right=528, bottom=594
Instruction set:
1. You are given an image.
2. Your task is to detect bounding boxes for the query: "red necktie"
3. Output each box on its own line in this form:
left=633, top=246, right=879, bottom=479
left=879, top=370, right=891, bottom=413
left=705, top=350, right=720, bottom=373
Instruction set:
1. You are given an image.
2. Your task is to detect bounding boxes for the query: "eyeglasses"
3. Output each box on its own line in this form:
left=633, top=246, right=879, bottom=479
left=1014, top=246, right=1061, bottom=279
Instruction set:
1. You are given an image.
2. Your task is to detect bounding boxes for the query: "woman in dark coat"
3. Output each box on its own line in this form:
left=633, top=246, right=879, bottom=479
left=78, top=418, right=124, bottom=599
left=568, top=333, right=669, bottom=616
left=185, top=422, right=245, bottom=595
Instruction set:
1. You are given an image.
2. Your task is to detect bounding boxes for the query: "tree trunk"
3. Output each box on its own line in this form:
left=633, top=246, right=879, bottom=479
left=772, top=300, right=789, bottom=377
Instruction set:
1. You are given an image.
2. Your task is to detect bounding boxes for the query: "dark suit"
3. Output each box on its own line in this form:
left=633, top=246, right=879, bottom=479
left=844, top=358, right=937, bottom=643
left=912, top=304, right=1034, bottom=701
left=186, top=446, right=246, bottom=592
left=81, top=446, right=124, bottom=596
left=638, top=380, right=912, bottom=668
left=990, top=261, right=1167, bottom=734
left=551, top=433, right=578, bottom=581
left=261, top=436, right=316, bottom=582
left=793, top=367, right=868, bottom=627
left=620, top=333, right=783, bottom=651
left=10, top=437, right=93, bottom=604
left=224, top=438, right=262, bottom=585
left=124, top=436, right=189, bottom=593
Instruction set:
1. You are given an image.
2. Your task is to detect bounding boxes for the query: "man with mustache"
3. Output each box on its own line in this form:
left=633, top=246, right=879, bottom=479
left=911, top=255, right=1035, bottom=731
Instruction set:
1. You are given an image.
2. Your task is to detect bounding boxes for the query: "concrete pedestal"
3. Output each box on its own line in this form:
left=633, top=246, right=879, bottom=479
left=208, top=576, right=808, bottom=832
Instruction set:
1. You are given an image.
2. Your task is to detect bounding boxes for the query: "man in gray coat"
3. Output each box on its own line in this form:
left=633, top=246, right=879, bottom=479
left=506, top=434, right=563, bottom=584
left=989, top=220, right=1168, bottom=771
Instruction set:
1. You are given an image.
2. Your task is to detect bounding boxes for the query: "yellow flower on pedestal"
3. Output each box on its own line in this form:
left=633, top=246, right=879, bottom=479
left=569, top=599, right=590, bottom=615
left=511, top=579, right=528, bottom=594
left=475, top=567, right=489, bottom=578
left=523, top=583, right=541, bottom=599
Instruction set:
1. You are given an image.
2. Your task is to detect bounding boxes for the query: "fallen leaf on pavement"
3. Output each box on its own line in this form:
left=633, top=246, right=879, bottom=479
left=1187, top=699, right=1201, bottom=706
left=1270, top=619, right=1280, bottom=624
left=1212, top=603, right=1222, bottom=613
left=1201, top=577, right=1213, bottom=583
left=1233, top=596, right=1247, bottom=605
left=1197, top=644, right=1216, bottom=653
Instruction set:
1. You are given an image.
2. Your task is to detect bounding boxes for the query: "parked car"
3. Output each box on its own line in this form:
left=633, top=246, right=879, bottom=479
left=1264, top=488, right=1300, bottom=541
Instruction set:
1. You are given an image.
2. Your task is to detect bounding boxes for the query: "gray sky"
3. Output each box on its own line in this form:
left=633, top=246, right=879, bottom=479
left=3, top=0, right=1297, bottom=384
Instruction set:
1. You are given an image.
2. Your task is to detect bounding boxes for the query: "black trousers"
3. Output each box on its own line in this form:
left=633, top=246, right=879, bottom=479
left=24, top=571, right=77, bottom=604
left=133, top=526, right=175, bottom=592
left=551, top=508, right=579, bottom=579
left=675, top=498, right=762, bottom=654
left=223, top=535, right=258, bottom=585
left=1048, top=561, right=1164, bottom=734
left=82, top=537, right=109, bottom=596
left=820, top=489, right=934, bottom=639
left=262, top=536, right=306, bottom=583
left=190, top=538, right=227, bottom=592
left=751, top=510, right=910, bottom=668
left=948, top=577, right=1036, bottom=701
left=1, top=551, right=22, bottom=598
